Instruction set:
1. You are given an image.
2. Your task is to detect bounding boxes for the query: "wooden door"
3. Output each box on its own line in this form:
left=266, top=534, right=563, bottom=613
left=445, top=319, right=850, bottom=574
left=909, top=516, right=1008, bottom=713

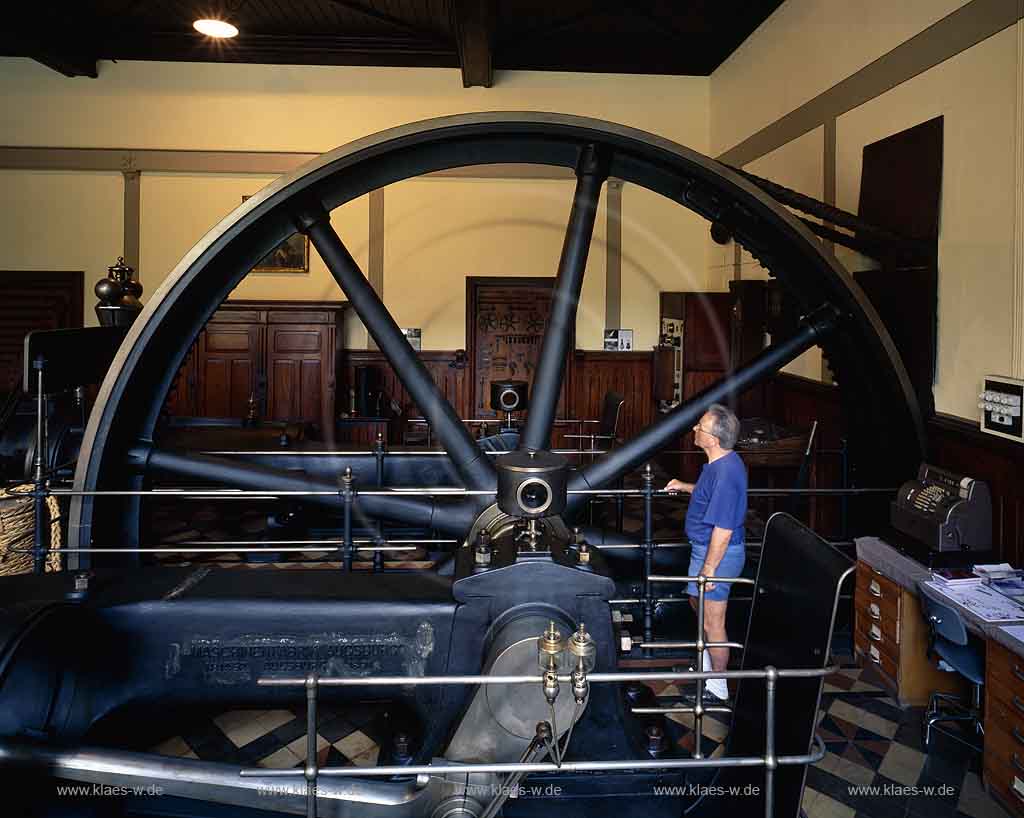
left=266, top=323, right=335, bottom=431
left=466, top=277, right=571, bottom=420
left=196, top=324, right=263, bottom=418
left=683, top=292, right=733, bottom=371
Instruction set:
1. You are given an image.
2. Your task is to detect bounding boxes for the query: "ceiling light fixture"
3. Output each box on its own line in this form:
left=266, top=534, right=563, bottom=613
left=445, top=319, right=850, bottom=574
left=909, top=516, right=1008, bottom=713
left=193, top=18, right=239, bottom=38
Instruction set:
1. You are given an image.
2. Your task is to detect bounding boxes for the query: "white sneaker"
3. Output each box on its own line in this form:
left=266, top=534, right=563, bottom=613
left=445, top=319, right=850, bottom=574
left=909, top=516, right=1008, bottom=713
left=701, top=651, right=729, bottom=701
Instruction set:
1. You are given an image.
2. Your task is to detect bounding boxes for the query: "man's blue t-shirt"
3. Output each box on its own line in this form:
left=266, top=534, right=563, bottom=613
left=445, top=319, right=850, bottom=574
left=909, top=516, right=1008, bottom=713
left=684, top=451, right=747, bottom=550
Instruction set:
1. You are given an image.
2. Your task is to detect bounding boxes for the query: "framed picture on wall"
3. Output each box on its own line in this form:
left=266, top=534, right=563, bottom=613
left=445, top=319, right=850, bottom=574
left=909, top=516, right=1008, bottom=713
left=242, top=195, right=310, bottom=274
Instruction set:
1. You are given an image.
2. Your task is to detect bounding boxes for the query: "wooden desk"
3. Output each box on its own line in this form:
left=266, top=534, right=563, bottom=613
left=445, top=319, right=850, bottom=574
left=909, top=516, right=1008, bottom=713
left=856, top=537, right=1024, bottom=817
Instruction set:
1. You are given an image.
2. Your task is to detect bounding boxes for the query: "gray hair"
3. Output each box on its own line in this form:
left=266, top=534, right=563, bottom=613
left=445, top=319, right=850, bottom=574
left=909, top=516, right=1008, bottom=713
left=705, top=403, right=740, bottom=450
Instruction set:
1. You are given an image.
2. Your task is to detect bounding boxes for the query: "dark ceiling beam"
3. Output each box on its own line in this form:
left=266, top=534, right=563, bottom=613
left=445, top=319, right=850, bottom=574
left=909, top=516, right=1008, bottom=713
left=323, top=0, right=448, bottom=44
left=97, top=31, right=457, bottom=68
left=450, top=0, right=494, bottom=88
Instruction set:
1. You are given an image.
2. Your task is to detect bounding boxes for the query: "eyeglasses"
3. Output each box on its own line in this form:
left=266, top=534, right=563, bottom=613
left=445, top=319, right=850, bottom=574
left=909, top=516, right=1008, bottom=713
left=693, top=424, right=717, bottom=437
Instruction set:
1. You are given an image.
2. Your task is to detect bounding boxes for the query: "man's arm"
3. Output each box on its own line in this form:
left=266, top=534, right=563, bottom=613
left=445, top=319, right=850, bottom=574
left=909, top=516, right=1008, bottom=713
left=700, top=526, right=733, bottom=591
left=664, top=478, right=695, bottom=493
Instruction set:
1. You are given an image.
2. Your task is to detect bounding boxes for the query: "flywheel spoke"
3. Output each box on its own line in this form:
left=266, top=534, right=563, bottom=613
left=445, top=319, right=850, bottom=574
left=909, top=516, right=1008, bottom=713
left=294, top=200, right=496, bottom=492
left=564, top=307, right=838, bottom=516
left=521, top=145, right=609, bottom=452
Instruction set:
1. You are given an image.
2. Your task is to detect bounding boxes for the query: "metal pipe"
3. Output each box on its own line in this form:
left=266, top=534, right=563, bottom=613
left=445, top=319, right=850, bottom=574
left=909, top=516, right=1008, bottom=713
left=25, top=546, right=417, bottom=554
left=32, top=356, right=49, bottom=574
left=258, top=666, right=834, bottom=687
left=639, top=641, right=744, bottom=650
left=649, top=575, right=756, bottom=585
left=242, top=738, right=827, bottom=778
left=522, top=144, right=607, bottom=451
left=341, top=467, right=354, bottom=572
left=695, top=576, right=706, bottom=759
left=642, top=464, right=654, bottom=654
left=765, top=666, right=778, bottom=818
left=306, top=673, right=318, bottom=818
left=631, top=705, right=732, bottom=715
left=297, top=203, right=494, bottom=491
left=0, top=739, right=427, bottom=816
left=45, top=487, right=889, bottom=498
left=567, top=308, right=837, bottom=512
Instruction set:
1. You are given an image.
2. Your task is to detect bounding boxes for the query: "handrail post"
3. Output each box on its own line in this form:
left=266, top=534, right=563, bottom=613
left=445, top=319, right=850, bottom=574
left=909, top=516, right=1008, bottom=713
left=340, top=467, right=354, bottom=572
left=32, top=355, right=50, bottom=575
left=373, top=434, right=385, bottom=572
left=305, top=672, right=319, bottom=818
left=641, top=464, right=655, bottom=656
left=765, top=665, right=778, bottom=818
left=694, top=574, right=707, bottom=759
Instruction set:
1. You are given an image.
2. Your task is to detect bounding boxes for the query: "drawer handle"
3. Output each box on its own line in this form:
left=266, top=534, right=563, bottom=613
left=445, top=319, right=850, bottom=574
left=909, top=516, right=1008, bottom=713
left=1014, top=696, right=1024, bottom=715
left=868, top=645, right=881, bottom=664
left=869, top=624, right=882, bottom=641
left=1014, top=665, right=1024, bottom=684
left=869, top=581, right=882, bottom=597
left=1013, top=754, right=1024, bottom=775
left=868, top=604, right=880, bottom=620
left=1013, top=726, right=1024, bottom=747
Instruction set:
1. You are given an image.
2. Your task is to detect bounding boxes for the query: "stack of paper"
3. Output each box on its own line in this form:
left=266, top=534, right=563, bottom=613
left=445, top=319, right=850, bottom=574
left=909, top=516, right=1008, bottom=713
left=975, top=563, right=1018, bottom=580
left=931, top=567, right=981, bottom=585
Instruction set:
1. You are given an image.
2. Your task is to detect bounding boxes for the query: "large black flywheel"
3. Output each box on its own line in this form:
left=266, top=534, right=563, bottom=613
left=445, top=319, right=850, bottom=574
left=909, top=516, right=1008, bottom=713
left=68, top=112, right=925, bottom=557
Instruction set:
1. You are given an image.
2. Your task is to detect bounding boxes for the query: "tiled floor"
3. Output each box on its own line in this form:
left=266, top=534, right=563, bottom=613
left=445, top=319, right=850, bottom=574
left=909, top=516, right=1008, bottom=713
left=141, top=663, right=1010, bottom=818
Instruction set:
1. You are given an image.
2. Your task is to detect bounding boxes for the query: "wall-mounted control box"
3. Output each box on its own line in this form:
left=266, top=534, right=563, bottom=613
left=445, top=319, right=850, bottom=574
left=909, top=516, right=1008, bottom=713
left=978, top=374, right=1023, bottom=443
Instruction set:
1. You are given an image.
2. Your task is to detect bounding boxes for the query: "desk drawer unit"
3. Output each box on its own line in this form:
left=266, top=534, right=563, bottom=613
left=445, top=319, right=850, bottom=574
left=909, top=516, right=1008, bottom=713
left=987, top=639, right=1024, bottom=815
left=854, top=562, right=901, bottom=684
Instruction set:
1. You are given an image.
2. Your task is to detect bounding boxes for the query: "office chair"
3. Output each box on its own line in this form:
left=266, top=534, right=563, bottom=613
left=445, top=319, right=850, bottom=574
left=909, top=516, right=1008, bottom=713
left=919, top=589, right=984, bottom=754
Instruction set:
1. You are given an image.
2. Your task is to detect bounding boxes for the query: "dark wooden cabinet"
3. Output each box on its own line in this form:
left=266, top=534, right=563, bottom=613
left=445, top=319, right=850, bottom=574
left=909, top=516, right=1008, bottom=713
left=165, top=301, right=345, bottom=436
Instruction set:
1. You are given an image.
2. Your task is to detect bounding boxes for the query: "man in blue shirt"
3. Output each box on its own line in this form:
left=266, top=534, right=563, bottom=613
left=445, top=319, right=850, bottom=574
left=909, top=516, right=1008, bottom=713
left=665, top=403, right=746, bottom=701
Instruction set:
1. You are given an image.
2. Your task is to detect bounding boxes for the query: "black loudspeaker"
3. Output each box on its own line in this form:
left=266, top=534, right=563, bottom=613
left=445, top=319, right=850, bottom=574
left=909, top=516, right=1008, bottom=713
left=354, top=366, right=381, bottom=417
left=490, top=380, right=529, bottom=413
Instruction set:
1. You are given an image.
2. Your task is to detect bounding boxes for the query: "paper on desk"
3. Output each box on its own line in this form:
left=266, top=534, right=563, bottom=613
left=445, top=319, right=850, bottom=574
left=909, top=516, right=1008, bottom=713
left=999, top=624, right=1024, bottom=642
left=922, top=581, right=1024, bottom=622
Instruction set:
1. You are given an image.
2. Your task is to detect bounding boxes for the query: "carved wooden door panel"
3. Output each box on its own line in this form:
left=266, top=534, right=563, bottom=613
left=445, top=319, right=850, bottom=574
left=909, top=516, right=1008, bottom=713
left=467, top=277, right=572, bottom=421
left=266, top=323, right=335, bottom=431
left=196, top=324, right=263, bottom=418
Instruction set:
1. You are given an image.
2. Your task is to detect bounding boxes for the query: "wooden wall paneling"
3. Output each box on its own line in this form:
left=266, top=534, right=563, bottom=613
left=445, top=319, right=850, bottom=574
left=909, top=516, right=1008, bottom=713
left=927, top=415, right=1024, bottom=565
left=764, top=373, right=1024, bottom=558
left=766, top=374, right=845, bottom=534
left=266, top=323, right=334, bottom=437
left=466, top=277, right=571, bottom=421
left=0, top=271, right=84, bottom=395
left=197, top=323, right=263, bottom=418
left=572, top=351, right=654, bottom=441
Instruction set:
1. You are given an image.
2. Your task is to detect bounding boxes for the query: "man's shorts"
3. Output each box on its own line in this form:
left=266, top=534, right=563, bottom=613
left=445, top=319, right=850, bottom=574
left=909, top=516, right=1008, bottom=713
left=687, top=545, right=746, bottom=602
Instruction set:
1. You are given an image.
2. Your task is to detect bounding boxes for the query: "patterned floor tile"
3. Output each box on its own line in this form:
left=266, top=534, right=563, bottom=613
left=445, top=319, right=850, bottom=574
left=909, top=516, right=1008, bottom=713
left=957, top=771, right=1011, bottom=818
left=335, top=729, right=378, bottom=761
left=286, top=733, right=330, bottom=762
left=258, top=746, right=300, bottom=769
left=878, top=742, right=926, bottom=786
left=829, top=700, right=899, bottom=739
left=150, top=735, right=199, bottom=759
left=806, top=790, right=857, bottom=818
left=814, top=752, right=876, bottom=786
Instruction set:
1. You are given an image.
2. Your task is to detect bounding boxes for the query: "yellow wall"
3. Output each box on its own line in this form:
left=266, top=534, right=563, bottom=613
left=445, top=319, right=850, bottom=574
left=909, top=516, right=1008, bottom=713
left=709, top=1, right=1019, bottom=420
left=0, top=59, right=710, bottom=351
left=139, top=173, right=370, bottom=348
left=0, top=170, right=123, bottom=327
left=710, top=0, right=970, bottom=155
